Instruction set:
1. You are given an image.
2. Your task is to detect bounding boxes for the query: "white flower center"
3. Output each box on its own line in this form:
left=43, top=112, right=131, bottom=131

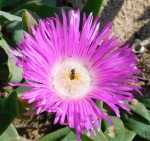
left=51, top=59, right=91, bottom=99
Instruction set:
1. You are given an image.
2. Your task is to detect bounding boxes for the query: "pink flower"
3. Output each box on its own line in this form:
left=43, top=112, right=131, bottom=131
left=10, top=10, right=141, bottom=141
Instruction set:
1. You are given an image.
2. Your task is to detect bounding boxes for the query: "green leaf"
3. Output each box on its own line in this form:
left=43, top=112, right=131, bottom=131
left=39, top=127, right=71, bottom=141
left=0, top=36, right=23, bottom=82
left=96, top=101, right=103, bottom=127
left=0, top=91, right=27, bottom=134
left=15, top=86, right=30, bottom=97
left=103, top=116, right=125, bottom=141
left=0, top=11, right=21, bottom=22
left=4, top=9, right=39, bottom=43
left=90, top=130, right=107, bottom=141
left=0, top=37, right=10, bottom=84
left=81, top=0, right=104, bottom=18
left=0, top=124, right=19, bottom=141
left=0, top=38, right=9, bottom=64
left=0, top=0, right=18, bottom=9
left=0, top=64, right=9, bottom=83
left=122, top=113, right=150, bottom=140
left=15, top=86, right=33, bottom=110
left=61, top=131, right=76, bottom=141
left=61, top=130, right=107, bottom=141
left=122, top=129, right=136, bottom=141
left=4, top=91, right=19, bottom=116
left=127, top=99, right=150, bottom=122
left=80, top=134, right=93, bottom=141
left=22, top=9, right=38, bottom=34
left=19, top=0, right=56, bottom=6
left=139, top=99, right=150, bottom=108
left=0, top=91, right=21, bottom=135
left=4, top=13, right=23, bottom=43
left=8, top=64, right=23, bottom=83
left=80, top=125, right=107, bottom=141
left=0, top=35, right=10, bottom=57
left=12, top=3, right=71, bottom=19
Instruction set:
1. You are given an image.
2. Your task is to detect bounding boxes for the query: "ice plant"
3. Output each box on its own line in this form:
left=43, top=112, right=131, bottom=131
left=10, top=10, right=141, bottom=141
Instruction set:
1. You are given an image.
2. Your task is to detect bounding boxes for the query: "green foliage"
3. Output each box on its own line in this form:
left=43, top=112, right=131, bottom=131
left=4, top=9, right=39, bottom=43
left=96, top=101, right=103, bottom=127
left=122, top=113, right=150, bottom=140
left=127, top=99, right=150, bottom=122
left=0, top=0, right=18, bottom=10
left=122, top=130, right=136, bottom=141
left=0, top=35, right=10, bottom=84
left=139, top=98, right=150, bottom=108
left=16, top=0, right=56, bottom=6
left=0, top=0, right=56, bottom=10
left=39, top=127, right=71, bottom=141
left=103, top=116, right=126, bottom=141
left=90, top=130, right=107, bottom=141
left=0, top=124, right=19, bottom=141
left=121, top=99, right=150, bottom=140
left=0, top=64, right=9, bottom=83
left=4, top=10, right=24, bottom=43
left=81, top=0, right=104, bottom=18
left=15, top=86, right=30, bottom=97
left=12, top=3, right=71, bottom=19
left=22, top=9, right=38, bottom=34
left=0, top=10, right=21, bottom=22
left=0, top=91, right=25, bottom=135
left=61, top=131, right=76, bottom=141
left=80, top=134, right=94, bottom=141
left=0, top=36, right=23, bottom=83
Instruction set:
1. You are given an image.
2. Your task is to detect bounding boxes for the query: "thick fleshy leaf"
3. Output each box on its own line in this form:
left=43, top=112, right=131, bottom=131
left=61, top=131, right=76, bottom=141
left=0, top=64, right=9, bottom=83
left=96, top=101, right=103, bottom=127
left=81, top=0, right=104, bottom=18
left=0, top=50, right=7, bottom=63
left=21, top=0, right=56, bottom=6
left=4, top=10, right=24, bottom=43
left=0, top=11, right=21, bottom=21
left=39, top=127, right=71, bottom=141
left=80, top=135, right=94, bottom=141
left=127, top=99, right=150, bottom=122
left=0, top=37, right=10, bottom=83
left=122, top=113, right=150, bottom=140
left=0, top=36, right=10, bottom=54
left=15, top=86, right=33, bottom=110
left=0, top=33, right=8, bottom=63
left=90, top=130, right=107, bottom=141
left=139, top=99, right=150, bottom=108
left=15, top=86, right=30, bottom=97
left=0, top=124, right=19, bottom=141
left=12, top=3, right=71, bottom=19
left=0, top=0, right=18, bottom=9
left=103, top=116, right=125, bottom=141
left=61, top=131, right=106, bottom=141
left=0, top=91, right=21, bottom=135
left=8, top=64, right=23, bottom=83
left=22, top=9, right=38, bottom=34
left=122, top=129, right=136, bottom=141
left=0, top=36, right=23, bottom=82
left=4, top=9, right=39, bottom=43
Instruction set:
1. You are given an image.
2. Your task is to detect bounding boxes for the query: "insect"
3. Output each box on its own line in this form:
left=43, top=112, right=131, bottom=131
left=70, top=69, right=75, bottom=80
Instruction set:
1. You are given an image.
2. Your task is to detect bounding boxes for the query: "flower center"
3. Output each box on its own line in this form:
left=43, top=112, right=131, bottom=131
left=51, top=59, right=91, bottom=99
